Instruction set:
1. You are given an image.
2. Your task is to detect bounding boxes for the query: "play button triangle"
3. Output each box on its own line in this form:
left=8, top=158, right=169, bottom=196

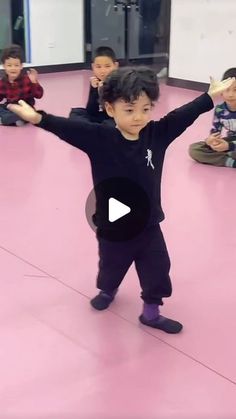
left=108, top=198, right=131, bottom=222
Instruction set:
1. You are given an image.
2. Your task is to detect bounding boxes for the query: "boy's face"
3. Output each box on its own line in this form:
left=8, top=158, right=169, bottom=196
left=92, top=56, right=118, bottom=82
left=105, top=92, right=153, bottom=140
left=222, top=80, right=236, bottom=109
left=3, top=57, right=23, bottom=81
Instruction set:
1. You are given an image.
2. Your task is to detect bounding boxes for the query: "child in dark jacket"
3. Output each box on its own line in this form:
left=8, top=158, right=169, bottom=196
left=69, top=46, right=118, bottom=124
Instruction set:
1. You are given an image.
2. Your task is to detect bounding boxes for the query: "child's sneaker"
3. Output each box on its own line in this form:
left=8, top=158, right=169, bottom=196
left=139, top=303, right=183, bottom=334
left=139, top=314, right=183, bottom=334
left=15, top=120, right=26, bottom=126
left=90, top=289, right=118, bottom=310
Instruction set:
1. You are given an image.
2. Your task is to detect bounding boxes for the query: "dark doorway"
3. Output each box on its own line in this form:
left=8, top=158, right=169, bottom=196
left=86, top=0, right=170, bottom=71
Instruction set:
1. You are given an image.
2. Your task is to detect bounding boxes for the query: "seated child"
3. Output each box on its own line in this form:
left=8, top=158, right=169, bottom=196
left=69, top=46, right=118, bottom=124
left=189, top=68, right=236, bottom=168
left=0, top=44, right=44, bottom=126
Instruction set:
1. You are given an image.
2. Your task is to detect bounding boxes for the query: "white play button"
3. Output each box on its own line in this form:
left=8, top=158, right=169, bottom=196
left=108, top=198, right=131, bottom=222
left=85, top=177, right=150, bottom=241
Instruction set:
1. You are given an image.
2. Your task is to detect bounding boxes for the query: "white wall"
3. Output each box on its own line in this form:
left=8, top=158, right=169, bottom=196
left=169, top=0, right=236, bottom=83
left=29, top=0, right=84, bottom=66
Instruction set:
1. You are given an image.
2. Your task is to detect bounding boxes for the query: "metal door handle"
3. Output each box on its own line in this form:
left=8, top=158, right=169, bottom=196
left=114, top=0, right=139, bottom=11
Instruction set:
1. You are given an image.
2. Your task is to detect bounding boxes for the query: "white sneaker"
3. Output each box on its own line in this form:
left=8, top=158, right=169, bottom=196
left=15, top=120, right=26, bottom=127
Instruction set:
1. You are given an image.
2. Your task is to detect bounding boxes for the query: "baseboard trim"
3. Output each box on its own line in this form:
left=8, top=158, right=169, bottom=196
left=0, top=62, right=90, bottom=77
left=167, top=77, right=209, bottom=92
left=34, top=63, right=89, bottom=74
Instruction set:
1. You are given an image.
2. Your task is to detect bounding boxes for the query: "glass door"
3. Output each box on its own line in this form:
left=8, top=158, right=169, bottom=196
left=0, top=0, right=30, bottom=63
left=90, top=0, right=125, bottom=59
left=0, top=0, right=12, bottom=57
left=128, top=0, right=170, bottom=59
left=89, top=0, right=170, bottom=65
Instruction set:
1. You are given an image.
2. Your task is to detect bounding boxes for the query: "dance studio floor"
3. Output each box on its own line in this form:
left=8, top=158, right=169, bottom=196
left=0, top=70, right=235, bottom=419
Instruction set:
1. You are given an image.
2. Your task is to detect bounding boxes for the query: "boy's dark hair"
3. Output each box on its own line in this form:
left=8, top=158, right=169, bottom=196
left=93, top=46, right=117, bottom=63
left=100, top=66, right=159, bottom=105
left=1, top=44, right=24, bottom=64
left=222, top=68, right=236, bottom=80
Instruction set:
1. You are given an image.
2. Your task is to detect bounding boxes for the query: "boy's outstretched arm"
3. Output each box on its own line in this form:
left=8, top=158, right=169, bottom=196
left=7, top=100, right=100, bottom=153
left=155, top=77, right=235, bottom=147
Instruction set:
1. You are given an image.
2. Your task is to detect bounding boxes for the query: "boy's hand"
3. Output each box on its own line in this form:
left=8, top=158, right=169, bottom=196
left=208, top=76, right=235, bottom=98
left=27, top=68, right=39, bottom=84
left=97, top=80, right=103, bottom=94
left=205, top=132, right=222, bottom=146
left=210, top=138, right=229, bottom=152
left=7, top=100, right=42, bottom=124
left=90, top=76, right=100, bottom=88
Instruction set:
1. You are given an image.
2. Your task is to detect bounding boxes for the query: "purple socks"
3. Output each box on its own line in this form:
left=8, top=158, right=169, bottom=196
left=140, top=303, right=183, bottom=334
left=143, top=303, right=160, bottom=320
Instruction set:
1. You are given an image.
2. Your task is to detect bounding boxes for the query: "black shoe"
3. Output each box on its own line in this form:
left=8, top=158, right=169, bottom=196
left=90, top=290, right=116, bottom=311
left=139, top=314, right=183, bottom=334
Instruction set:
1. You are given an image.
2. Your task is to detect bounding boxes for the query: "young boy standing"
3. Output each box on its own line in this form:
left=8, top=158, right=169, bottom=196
left=8, top=67, right=234, bottom=334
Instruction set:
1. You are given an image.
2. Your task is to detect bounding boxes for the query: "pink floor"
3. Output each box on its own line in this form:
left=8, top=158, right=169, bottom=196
left=0, top=70, right=235, bottom=419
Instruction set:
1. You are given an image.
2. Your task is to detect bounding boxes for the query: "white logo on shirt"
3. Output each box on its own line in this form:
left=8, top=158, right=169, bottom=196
left=145, top=149, right=155, bottom=170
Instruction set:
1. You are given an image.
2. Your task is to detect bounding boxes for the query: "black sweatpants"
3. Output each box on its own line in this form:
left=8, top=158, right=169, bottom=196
left=96, top=224, right=172, bottom=305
